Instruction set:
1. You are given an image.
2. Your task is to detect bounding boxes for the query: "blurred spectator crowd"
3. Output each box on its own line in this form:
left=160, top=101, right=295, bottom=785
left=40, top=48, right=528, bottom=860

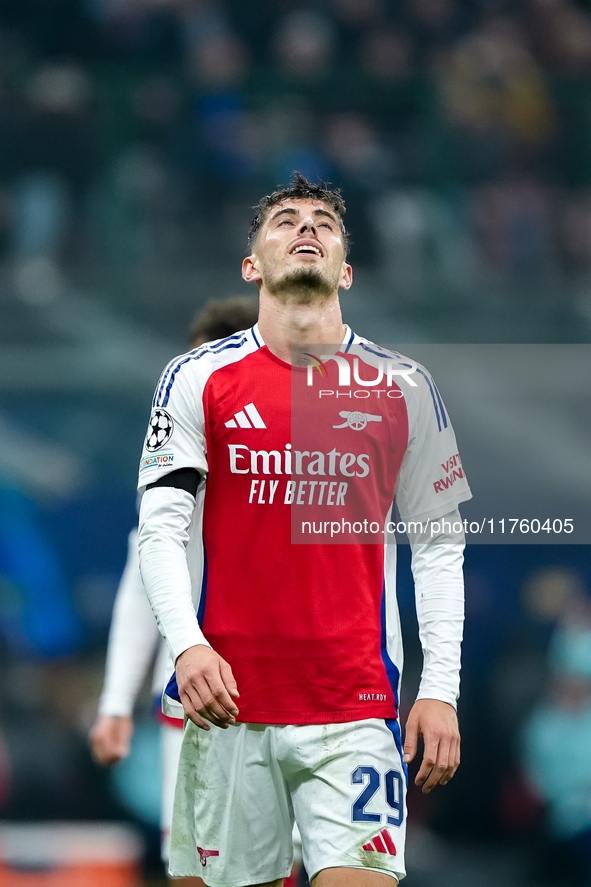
left=1, top=0, right=591, bottom=325
left=1, top=4, right=591, bottom=881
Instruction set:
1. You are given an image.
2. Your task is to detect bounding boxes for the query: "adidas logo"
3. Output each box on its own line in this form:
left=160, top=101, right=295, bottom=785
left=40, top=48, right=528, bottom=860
left=363, top=828, right=396, bottom=856
left=225, top=403, right=267, bottom=429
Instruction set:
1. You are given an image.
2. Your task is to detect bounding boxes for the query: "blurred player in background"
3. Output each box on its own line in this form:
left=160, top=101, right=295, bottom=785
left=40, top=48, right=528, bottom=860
left=89, top=296, right=259, bottom=881
left=137, top=173, right=471, bottom=886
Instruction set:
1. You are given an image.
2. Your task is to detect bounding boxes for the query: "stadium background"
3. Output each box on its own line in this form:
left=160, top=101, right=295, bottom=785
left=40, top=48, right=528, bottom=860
left=0, top=0, right=590, bottom=884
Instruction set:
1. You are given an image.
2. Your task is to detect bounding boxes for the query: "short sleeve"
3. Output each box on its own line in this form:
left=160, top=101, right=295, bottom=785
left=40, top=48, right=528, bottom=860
left=395, top=367, right=472, bottom=522
left=138, top=353, right=208, bottom=491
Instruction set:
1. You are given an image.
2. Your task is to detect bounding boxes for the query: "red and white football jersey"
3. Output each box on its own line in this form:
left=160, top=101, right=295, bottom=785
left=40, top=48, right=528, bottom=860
left=138, top=325, right=471, bottom=725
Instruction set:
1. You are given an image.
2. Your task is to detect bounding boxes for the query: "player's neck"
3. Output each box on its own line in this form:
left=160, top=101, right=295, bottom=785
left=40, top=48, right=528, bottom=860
left=258, top=291, right=346, bottom=364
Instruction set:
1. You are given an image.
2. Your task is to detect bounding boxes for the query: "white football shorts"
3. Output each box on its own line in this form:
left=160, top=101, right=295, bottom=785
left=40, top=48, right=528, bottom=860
left=170, top=718, right=407, bottom=886
left=160, top=719, right=184, bottom=863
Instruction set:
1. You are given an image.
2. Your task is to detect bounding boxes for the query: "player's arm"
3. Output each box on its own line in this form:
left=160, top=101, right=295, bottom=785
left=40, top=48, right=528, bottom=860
left=138, top=471, right=239, bottom=731
left=90, top=528, right=162, bottom=766
left=394, top=364, right=470, bottom=792
left=402, top=509, right=464, bottom=793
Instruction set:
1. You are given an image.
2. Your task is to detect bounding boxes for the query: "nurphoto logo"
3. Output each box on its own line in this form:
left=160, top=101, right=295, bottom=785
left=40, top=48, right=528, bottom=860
left=305, top=353, right=418, bottom=388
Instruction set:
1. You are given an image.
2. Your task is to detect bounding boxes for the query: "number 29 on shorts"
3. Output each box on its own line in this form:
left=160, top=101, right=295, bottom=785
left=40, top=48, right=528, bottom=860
left=351, top=766, right=404, bottom=827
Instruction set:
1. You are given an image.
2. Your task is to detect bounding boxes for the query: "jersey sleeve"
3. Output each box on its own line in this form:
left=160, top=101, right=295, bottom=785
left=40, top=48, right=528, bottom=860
left=410, top=511, right=465, bottom=708
left=138, top=485, right=209, bottom=662
left=395, top=366, right=472, bottom=523
left=138, top=352, right=207, bottom=492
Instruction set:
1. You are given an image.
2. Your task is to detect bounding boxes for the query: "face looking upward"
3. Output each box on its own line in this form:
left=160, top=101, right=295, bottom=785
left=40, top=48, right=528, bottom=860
left=242, top=198, right=353, bottom=303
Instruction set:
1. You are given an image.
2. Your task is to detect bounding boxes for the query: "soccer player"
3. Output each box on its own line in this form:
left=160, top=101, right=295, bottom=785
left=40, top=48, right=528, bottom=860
left=89, top=296, right=258, bottom=878
left=137, top=173, right=471, bottom=886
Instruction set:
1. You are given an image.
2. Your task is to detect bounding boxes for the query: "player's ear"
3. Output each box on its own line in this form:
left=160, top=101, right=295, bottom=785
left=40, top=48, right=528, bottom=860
left=339, top=262, right=353, bottom=291
left=242, top=255, right=262, bottom=284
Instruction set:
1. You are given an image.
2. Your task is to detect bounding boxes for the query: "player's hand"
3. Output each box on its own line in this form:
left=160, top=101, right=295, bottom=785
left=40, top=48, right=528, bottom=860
left=89, top=714, right=133, bottom=766
left=402, top=698, right=460, bottom=793
left=175, top=644, right=239, bottom=731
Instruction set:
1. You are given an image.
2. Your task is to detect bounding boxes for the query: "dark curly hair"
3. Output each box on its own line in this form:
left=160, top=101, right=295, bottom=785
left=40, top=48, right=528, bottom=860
left=247, top=171, right=349, bottom=255
left=189, top=296, right=258, bottom=346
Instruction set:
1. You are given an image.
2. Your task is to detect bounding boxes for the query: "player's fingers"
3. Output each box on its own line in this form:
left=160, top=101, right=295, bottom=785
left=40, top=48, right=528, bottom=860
left=192, top=674, right=237, bottom=727
left=421, top=738, right=452, bottom=793
left=414, top=759, right=435, bottom=789
left=179, top=681, right=215, bottom=725
left=179, top=687, right=219, bottom=730
left=414, top=733, right=440, bottom=789
left=438, top=725, right=461, bottom=785
left=200, top=662, right=240, bottom=718
left=185, top=709, right=211, bottom=731
left=441, top=734, right=461, bottom=785
left=219, top=659, right=240, bottom=706
left=177, top=667, right=233, bottom=726
left=402, top=719, right=418, bottom=765
left=176, top=650, right=238, bottom=727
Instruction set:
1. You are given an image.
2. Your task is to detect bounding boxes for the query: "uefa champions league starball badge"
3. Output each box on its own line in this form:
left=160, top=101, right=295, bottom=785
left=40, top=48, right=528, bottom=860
left=145, top=408, right=174, bottom=452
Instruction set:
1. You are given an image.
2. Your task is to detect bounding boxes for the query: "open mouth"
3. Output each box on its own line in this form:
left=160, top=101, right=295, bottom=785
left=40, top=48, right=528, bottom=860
left=290, top=242, right=323, bottom=257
